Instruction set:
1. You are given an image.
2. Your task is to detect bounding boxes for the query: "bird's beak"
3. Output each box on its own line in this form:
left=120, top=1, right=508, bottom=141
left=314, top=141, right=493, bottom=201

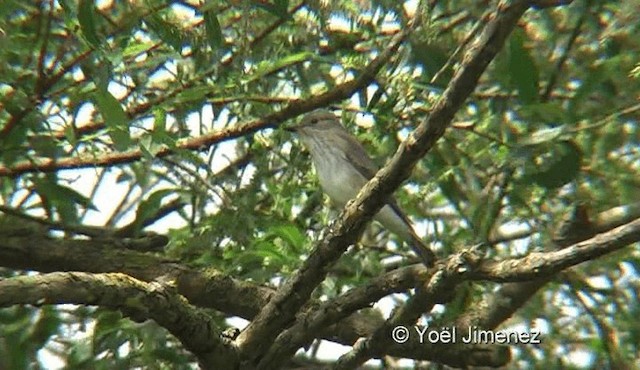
left=285, top=126, right=298, bottom=133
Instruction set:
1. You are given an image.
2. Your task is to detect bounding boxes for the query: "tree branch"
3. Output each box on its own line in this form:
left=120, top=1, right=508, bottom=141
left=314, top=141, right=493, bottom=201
left=1, top=208, right=638, bottom=367
left=456, top=201, right=640, bottom=330
left=0, top=17, right=406, bottom=178
left=0, top=229, right=387, bottom=353
left=334, top=252, right=486, bottom=368
left=257, top=265, right=430, bottom=368
left=0, top=272, right=238, bottom=369
left=469, top=218, right=640, bottom=282
left=236, top=1, right=533, bottom=365
left=233, top=28, right=411, bottom=362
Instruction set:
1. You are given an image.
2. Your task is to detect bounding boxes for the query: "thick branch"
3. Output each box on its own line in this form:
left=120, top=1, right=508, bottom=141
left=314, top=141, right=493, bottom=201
left=456, top=202, right=640, bottom=330
left=0, top=230, right=394, bottom=353
left=469, top=218, right=640, bottom=282
left=334, top=213, right=640, bottom=368
left=234, top=29, right=410, bottom=362
left=258, top=265, right=430, bottom=368
left=1, top=211, right=637, bottom=367
left=0, top=233, right=272, bottom=320
left=335, top=252, right=490, bottom=369
left=238, top=0, right=532, bottom=367
left=0, top=272, right=238, bottom=369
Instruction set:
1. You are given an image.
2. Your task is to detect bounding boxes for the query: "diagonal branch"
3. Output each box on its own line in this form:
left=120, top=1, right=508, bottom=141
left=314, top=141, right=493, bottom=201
left=232, top=28, right=411, bottom=361
left=334, top=253, right=483, bottom=369
left=257, top=265, right=430, bottom=368
left=456, top=202, right=640, bottom=330
left=335, top=214, right=640, bottom=368
left=469, top=218, right=640, bottom=282
left=235, top=0, right=533, bottom=365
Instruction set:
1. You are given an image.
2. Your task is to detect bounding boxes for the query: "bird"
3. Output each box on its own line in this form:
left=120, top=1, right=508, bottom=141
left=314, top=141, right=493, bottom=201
left=288, top=109, right=435, bottom=267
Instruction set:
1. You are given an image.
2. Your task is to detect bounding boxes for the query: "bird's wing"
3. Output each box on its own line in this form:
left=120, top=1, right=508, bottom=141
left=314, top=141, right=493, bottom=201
left=344, top=144, right=379, bottom=180
left=342, top=130, right=434, bottom=265
left=340, top=133, right=414, bottom=227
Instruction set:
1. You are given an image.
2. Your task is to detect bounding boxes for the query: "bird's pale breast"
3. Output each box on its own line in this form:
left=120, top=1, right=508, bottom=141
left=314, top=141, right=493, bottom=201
left=313, top=145, right=365, bottom=207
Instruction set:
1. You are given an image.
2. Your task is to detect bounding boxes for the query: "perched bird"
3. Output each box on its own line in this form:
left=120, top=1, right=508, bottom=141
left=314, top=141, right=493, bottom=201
left=288, top=110, right=435, bottom=267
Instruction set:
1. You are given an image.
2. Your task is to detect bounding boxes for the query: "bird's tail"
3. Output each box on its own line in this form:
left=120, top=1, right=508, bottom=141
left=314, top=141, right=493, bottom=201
left=408, top=236, right=436, bottom=268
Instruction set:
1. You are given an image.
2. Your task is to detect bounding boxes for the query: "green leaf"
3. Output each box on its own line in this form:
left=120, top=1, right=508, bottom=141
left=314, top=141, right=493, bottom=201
left=145, top=13, right=183, bottom=52
left=63, top=124, right=77, bottom=146
left=275, top=0, right=290, bottom=12
left=139, top=136, right=156, bottom=159
left=30, top=307, right=61, bottom=349
left=1, top=86, right=30, bottom=115
left=255, top=0, right=290, bottom=19
left=60, top=186, right=98, bottom=212
left=203, top=10, right=223, bottom=51
left=247, top=241, right=288, bottom=263
left=523, top=140, right=582, bottom=189
left=244, top=52, right=313, bottom=84
left=29, top=135, right=60, bottom=158
left=153, top=107, right=167, bottom=133
left=568, top=65, right=605, bottom=118
left=409, top=40, right=451, bottom=87
left=149, top=107, right=176, bottom=147
left=366, top=87, right=385, bottom=110
left=508, top=29, right=539, bottom=104
left=132, top=189, right=175, bottom=233
left=78, top=0, right=101, bottom=48
left=519, top=126, right=565, bottom=146
left=93, top=89, right=131, bottom=151
left=518, top=102, right=566, bottom=123
left=67, top=340, right=93, bottom=367
left=267, top=224, right=305, bottom=251
left=139, top=117, right=173, bottom=158
left=122, top=41, right=155, bottom=58
left=175, top=85, right=211, bottom=104
left=115, top=171, right=132, bottom=183
left=34, top=178, right=97, bottom=223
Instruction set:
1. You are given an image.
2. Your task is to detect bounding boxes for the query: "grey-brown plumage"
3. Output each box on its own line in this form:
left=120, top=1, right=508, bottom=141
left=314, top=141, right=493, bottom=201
left=289, top=110, right=435, bottom=267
